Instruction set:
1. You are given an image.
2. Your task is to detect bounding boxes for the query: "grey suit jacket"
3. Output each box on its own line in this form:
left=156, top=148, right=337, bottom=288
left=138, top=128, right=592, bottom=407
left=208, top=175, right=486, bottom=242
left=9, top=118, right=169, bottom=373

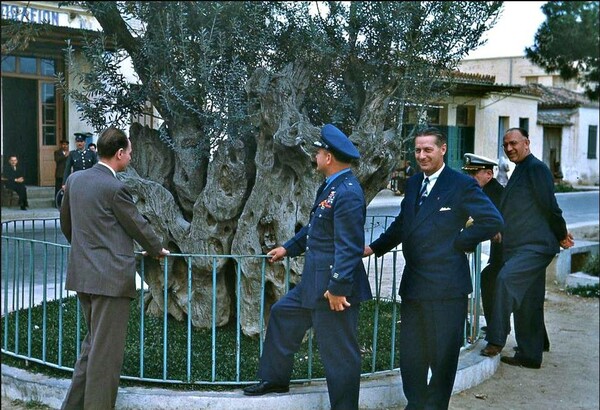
left=60, top=164, right=163, bottom=298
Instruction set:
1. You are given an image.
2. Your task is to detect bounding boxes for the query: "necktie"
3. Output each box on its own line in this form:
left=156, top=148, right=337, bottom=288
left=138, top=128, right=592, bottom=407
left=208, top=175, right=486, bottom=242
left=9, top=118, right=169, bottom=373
left=417, top=177, right=429, bottom=210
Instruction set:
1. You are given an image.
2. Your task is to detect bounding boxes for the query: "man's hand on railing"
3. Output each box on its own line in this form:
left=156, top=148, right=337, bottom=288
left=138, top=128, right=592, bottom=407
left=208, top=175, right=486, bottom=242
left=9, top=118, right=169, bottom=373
left=141, top=248, right=170, bottom=259
left=267, top=246, right=287, bottom=262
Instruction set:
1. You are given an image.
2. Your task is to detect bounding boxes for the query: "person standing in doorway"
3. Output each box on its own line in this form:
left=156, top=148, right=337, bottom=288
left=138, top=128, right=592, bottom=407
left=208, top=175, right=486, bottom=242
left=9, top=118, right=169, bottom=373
left=481, top=127, right=574, bottom=369
left=62, top=132, right=97, bottom=188
left=243, top=124, right=372, bottom=410
left=60, top=126, right=169, bottom=409
left=54, top=139, right=69, bottom=198
left=4, top=155, right=29, bottom=210
left=364, top=128, right=503, bottom=410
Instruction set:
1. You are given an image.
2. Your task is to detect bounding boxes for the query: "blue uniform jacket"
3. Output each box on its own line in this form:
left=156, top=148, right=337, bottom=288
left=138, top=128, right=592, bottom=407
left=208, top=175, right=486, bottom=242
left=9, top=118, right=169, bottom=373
left=369, top=166, right=504, bottom=300
left=500, top=153, right=567, bottom=256
left=63, top=149, right=98, bottom=182
left=283, top=171, right=372, bottom=309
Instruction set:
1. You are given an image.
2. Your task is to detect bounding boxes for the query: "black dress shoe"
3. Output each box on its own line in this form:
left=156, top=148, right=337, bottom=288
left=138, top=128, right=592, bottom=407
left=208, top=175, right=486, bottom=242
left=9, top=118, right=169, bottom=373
left=243, top=380, right=289, bottom=396
left=500, top=355, right=541, bottom=369
left=514, top=345, right=550, bottom=353
left=481, top=343, right=503, bottom=357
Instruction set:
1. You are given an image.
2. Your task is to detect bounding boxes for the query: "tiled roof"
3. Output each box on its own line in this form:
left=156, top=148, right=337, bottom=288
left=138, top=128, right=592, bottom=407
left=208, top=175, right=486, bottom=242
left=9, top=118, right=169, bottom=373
left=525, top=84, right=598, bottom=108
left=537, top=112, right=574, bottom=126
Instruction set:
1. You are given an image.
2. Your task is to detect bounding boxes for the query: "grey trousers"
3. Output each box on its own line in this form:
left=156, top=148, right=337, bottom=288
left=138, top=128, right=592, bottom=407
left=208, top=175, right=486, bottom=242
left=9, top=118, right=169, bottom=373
left=61, top=292, right=131, bottom=410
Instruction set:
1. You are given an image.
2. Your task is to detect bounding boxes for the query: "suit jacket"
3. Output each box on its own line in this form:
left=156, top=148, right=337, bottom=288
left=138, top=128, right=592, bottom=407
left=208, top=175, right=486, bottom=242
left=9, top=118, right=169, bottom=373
left=500, top=153, right=567, bottom=256
left=482, top=177, right=504, bottom=266
left=369, top=165, right=503, bottom=300
left=54, top=149, right=69, bottom=178
left=4, top=165, right=25, bottom=185
left=283, top=170, right=372, bottom=309
left=60, top=164, right=163, bottom=298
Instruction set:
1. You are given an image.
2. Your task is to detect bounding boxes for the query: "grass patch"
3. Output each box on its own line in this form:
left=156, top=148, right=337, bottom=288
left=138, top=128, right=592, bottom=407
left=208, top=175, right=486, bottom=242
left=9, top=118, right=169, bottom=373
left=1, top=295, right=400, bottom=389
left=582, top=254, right=600, bottom=277
left=566, top=284, right=599, bottom=298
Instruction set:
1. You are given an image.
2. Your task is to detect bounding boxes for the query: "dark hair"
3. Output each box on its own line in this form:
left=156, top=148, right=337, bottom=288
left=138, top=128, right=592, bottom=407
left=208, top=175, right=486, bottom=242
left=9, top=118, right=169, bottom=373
left=60, top=139, right=68, bottom=144
left=88, top=143, right=97, bottom=148
left=414, top=127, right=447, bottom=146
left=505, top=127, right=529, bottom=138
left=97, top=127, right=129, bottom=159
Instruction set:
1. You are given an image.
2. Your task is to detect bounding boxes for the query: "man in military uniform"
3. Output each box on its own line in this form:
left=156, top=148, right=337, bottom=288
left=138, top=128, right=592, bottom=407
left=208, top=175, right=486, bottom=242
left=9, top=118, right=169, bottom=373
left=243, top=124, right=372, bottom=410
left=62, top=132, right=97, bottom=188
left=462, top=153, right=504, bottom=332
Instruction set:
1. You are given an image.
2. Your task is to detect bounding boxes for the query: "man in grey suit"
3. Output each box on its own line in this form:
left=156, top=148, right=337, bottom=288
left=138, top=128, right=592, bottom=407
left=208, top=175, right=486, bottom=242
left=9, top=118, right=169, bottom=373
left=60, top=126, right=169, bottom=410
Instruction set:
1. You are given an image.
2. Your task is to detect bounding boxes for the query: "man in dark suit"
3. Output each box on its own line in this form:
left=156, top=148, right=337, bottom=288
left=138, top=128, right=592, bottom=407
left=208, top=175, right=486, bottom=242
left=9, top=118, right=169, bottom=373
left=62, top=132, right=97, bottom=188
left=364, top=128, right=503, bottom=410
left=481, top=127, right=574, bottom=369
left=4, top=155, right=28, bottom=210
left=462, top=153, right=504, bottom=332
left=60, top=127, right=170, bottom=410
left=54, top=139, right=69, bottom=199
left=243, top=124, right=372, bottom=410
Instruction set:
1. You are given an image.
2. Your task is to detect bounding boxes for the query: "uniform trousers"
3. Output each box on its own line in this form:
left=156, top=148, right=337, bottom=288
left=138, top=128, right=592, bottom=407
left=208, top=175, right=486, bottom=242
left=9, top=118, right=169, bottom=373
left=486, top=250, right=554, bottom=366
left=257, top=286, right=361, bottom=410
left=61, top=293, right=131, bottom=410
left=399, top=297, right=468, bottom=410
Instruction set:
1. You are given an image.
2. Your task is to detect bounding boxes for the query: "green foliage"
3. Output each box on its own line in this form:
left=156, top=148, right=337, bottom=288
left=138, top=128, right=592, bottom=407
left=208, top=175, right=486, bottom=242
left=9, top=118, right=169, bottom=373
left=1, top=295, right=400, bottom=386
left=53, top=1, right=500, bottom=155
left=525, top=1, right=599, bottom=101
left=566, top=284, right=600, bottom=298
left=554, top=181, right=575, bottom=192
left=582, top=253, right=600, bottom=276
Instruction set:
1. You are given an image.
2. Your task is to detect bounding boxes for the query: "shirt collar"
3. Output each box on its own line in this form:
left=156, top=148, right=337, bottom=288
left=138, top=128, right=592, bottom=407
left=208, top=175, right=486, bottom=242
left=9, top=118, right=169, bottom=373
left=325, top=168, right=351, bottom=190
left=98, top=161, right=117, bottom=177
left=424, top=163, right=445, bottom=185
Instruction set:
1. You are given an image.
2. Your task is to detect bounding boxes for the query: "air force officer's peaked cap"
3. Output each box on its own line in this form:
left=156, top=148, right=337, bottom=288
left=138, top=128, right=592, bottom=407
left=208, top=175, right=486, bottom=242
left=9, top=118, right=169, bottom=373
left=462, top=153, right=497, bottom=171
left=312, top=124, right=360, bottom=160
left=74, top=132, right=92, bottom=142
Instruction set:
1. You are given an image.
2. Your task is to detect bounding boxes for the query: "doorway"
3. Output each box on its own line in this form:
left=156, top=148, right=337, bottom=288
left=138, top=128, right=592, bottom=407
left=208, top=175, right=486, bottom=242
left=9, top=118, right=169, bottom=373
left=2, top=77, right=39, bottom=185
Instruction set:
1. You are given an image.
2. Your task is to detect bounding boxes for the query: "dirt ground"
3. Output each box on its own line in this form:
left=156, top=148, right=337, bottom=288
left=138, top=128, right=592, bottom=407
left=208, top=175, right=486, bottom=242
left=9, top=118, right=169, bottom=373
left=3, top=281, right=599, bottom=410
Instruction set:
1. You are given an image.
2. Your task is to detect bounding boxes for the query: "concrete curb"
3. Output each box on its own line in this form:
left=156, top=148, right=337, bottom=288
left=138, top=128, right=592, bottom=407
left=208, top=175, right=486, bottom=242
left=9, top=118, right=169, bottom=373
left=2, top=339, right=498, bottom=409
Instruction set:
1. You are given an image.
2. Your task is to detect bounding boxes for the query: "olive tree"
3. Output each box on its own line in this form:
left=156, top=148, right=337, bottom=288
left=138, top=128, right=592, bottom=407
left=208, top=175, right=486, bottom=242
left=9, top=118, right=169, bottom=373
left=57, top=1, right=501, bottom=335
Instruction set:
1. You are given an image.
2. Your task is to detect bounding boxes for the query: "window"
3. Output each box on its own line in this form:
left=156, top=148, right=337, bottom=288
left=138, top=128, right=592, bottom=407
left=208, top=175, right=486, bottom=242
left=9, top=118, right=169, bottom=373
left=456, top=106, right=468, bottom=126
left=519, top=118, right=529, bottom=132
left=525, top=76, right=539, bottom=84
left=1, top=56, right=16, bottom=72
left=19, top=57, right=37, bottom=74
left=41, top=82, right=57, bottom=145
left=588, top=125, right=598, bottom=159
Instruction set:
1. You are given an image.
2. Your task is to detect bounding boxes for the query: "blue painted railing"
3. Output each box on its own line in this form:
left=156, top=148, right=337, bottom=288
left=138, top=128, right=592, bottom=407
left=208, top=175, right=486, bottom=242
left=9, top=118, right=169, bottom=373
left=1, top=217, right=483, bottom=385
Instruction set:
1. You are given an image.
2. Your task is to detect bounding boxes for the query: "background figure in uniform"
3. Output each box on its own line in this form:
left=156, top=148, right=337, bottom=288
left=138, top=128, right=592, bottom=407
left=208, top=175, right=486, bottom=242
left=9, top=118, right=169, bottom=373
left=60, top=127, right=169, bottom=409
left=481, top=127, right=574, bottom=369
left=496, top=154, right=510, bottom=187
left=63, top=132, right=97, bottom=188
left=4, top=155, right=29, bottom=210
left=54, top=139, right=69, bottom=198
left=462, top=153, right=504, bottom=332
left=364, top=128, right=503, bottom=410
left=243, top=124, right=372, bottom=410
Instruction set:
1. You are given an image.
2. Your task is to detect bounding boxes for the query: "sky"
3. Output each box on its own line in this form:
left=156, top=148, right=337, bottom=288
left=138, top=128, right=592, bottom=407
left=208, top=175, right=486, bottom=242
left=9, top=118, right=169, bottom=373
left=465, top=1, right=547, bottom=60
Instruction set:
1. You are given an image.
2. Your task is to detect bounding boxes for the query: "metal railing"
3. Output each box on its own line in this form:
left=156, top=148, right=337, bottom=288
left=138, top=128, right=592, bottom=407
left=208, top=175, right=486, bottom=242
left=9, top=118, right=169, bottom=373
left=1, top=216, right=483, bottom=386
